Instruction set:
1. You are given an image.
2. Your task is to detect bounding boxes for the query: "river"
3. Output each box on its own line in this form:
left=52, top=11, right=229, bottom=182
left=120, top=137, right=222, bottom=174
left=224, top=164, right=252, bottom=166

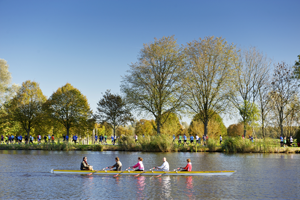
left=0, top=150, right=299, bottom=199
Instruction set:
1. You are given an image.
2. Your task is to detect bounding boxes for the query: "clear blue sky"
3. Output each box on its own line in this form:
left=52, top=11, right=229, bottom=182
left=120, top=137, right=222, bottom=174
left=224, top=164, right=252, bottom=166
left=0, top=0, right=299, bottom=126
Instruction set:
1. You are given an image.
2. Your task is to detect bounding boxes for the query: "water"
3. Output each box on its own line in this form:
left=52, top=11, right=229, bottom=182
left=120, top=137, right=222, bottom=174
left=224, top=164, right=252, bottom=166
left=0, top=150, right=299, bottom=199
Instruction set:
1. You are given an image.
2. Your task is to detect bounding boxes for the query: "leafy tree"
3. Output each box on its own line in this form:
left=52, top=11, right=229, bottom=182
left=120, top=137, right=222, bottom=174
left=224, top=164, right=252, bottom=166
left=6, top=81, right=46, bottom=137
left=189, top=112, right=227, bottom=138
left=95, top=90, right=133, bottom=137
left=43, top=83, right=92, bottom=137
left=121, top=36, right=186, bottom=134
left=135, top=119, right=155, bottom=136
left=184, top=36, right=238, bottom=136
left=270, top=62, right=298, bottom=136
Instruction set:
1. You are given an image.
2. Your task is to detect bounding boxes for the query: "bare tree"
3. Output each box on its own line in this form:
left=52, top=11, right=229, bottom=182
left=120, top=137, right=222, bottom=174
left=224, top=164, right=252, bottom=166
left=270, top=62, right=298, bottom=136
left=229, top=47, right=271, bottom=137
left=121, top=36, right=186, bottom=134
left=184, top=36, right=238, bottom=136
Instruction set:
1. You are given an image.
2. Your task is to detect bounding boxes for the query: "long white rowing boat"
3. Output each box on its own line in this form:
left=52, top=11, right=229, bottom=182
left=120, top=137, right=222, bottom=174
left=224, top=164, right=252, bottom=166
left=51, top=169, right=235, bottom=176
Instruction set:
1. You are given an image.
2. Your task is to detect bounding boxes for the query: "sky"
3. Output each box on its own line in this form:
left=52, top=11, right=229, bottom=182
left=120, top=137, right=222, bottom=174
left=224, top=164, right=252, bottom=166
left=0, top=0, right=299, bottom=127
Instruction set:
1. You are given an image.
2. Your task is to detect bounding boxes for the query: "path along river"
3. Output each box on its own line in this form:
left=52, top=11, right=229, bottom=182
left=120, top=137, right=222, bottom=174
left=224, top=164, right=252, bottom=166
left=0, top=150, right=299, bottom=199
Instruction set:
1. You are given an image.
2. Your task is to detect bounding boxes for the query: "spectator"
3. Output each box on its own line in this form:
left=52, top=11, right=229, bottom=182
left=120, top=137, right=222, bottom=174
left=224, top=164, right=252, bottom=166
left=280, top=136, right=283, bottom=147
left=44, top=135, right=47, bottom=143
left=51, top=135, right=55, bottom=143
left=290, top=136, right=293, bottom=147
left=66, top=135, right=69, bottom=142
left=220, top=135, right=222, bottom=144
left=190, top=135, right=194, bottom=144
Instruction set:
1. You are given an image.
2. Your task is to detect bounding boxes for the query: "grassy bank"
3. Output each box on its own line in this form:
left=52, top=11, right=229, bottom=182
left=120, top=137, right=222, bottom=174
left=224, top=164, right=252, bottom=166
left=0, top=136, right=299, bottom=153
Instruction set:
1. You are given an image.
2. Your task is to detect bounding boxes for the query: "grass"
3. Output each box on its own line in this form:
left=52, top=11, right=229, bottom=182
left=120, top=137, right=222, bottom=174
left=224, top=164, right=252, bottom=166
left=0, top=137, right=299, bottom=153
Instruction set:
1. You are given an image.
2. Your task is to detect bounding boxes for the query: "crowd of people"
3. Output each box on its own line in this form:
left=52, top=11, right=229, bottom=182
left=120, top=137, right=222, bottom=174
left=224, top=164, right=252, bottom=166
left=0, top=134, right=55, bottom=144
left=81, top=156, right=192, bottom=172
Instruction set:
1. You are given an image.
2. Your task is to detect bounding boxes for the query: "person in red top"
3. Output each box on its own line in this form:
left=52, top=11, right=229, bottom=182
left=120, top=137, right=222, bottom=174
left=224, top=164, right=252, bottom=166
left=179, top=158, right=192, bottom=171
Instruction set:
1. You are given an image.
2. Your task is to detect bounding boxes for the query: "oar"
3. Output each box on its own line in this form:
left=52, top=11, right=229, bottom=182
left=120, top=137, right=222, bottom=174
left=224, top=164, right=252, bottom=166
left=113, top=168, right=129, bottom=177
left=155, top=169, right=175, bottom=178
left=134, top=168, right=153, bottom=177
left=87, top=167, right=107, bottom=176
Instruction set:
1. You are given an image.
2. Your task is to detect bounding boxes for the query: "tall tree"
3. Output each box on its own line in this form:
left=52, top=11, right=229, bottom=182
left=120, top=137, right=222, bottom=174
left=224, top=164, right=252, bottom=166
left=95, top=90, right=133, bottom=137
left=270, top=62, right=298, bottom=136
left=121, top=36, right=186, bottom=134
left=43, top=83, right=92, bottom=137
left=184, top=36, right=238, bottom=136
left=6, top=81, right=46, bottom=137
left=229, top=47, right=271, bottom=137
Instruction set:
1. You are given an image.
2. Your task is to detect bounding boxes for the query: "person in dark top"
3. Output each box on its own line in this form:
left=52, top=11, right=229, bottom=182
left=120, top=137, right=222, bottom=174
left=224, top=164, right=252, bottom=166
left=80, top=157, right=93, bottom=170
left=109, top=157, right=122, bottom=171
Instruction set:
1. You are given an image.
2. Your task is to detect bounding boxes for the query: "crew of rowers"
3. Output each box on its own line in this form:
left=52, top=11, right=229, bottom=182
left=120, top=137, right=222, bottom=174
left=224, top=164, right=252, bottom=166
left=81, top=156, right=192, bottom=172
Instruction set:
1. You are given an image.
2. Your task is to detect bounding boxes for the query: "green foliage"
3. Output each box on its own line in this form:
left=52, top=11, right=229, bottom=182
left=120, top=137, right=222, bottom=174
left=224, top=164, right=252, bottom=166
left=292, top=55, right=300, bottom=79
left=43, top=83, right=93, bottom=137
left=6, top=81, right=46, bottom=136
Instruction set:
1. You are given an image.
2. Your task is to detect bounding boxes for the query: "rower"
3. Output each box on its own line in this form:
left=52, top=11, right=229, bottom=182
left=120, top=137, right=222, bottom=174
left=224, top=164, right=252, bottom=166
left=109, top=157, right=122, bottom=171
left=179, top=158, right=192, bottom=171
left=80, top=157, right=94, bottom=170
left=129, top=157, right=144, bottom=171
left=155, top=157, right=169, bottom=171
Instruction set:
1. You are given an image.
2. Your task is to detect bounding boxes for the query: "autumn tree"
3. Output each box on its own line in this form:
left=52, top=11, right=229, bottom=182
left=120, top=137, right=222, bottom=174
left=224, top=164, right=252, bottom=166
left=95, top=90, right=133, bottom=137
left=6, top=81, right=46, bottom=137
left=121, top=36, right=186, bottom=134
left=270, top=62, right=298, bottom=136
left=188, top=112, right=227, bottom=138
left=184, top=36, right=238, bottom=136
left=229, top=47, right=271, bottom=137
left=135, top=119, right=155, bottom=136
left=43, top=83, right=92, bottom=137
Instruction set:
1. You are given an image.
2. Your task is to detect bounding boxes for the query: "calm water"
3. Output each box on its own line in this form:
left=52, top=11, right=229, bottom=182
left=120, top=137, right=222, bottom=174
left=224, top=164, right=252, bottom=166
left=0, top=150, right=299, bottom=199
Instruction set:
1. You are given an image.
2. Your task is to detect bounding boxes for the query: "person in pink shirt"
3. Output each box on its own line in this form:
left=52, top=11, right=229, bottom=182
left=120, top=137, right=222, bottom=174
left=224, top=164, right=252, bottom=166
left=129, top=157, right=144, bottom=171
left=179, top=158, right=192, bottom=171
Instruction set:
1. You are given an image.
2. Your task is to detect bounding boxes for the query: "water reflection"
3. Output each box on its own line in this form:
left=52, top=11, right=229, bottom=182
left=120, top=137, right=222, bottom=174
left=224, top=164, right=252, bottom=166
left=157, top=176, right=171, bottom=199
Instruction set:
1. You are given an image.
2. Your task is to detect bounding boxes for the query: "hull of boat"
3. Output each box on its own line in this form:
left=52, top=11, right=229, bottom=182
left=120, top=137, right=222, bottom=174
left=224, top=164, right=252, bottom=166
left=51, top=169, right=235, bottom=176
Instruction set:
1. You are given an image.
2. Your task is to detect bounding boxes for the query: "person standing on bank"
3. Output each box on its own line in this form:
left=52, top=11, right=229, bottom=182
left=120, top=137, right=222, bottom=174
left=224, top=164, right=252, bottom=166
left=155, top=157, right=169, bottom=171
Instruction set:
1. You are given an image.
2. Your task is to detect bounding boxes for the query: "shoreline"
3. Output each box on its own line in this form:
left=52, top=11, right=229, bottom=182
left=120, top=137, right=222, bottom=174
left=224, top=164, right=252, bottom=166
left=0, top=143, right=299, bottom=154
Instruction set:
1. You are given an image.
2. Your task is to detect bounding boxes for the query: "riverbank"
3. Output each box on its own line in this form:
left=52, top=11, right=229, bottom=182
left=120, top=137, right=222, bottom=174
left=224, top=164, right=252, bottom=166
left=0, top=142, right=299, bottom=153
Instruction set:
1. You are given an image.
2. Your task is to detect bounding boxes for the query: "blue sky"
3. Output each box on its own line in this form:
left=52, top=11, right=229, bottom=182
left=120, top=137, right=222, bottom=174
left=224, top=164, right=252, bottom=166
left=0, top=0, right=299, bottom=126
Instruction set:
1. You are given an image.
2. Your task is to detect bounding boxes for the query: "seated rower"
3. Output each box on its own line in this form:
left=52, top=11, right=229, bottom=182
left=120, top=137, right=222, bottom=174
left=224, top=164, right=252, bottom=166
left=179, top=158, right=192, bottom=171
left=129, top=157, right=144, bottom=171
left=155, top=157, right=169, bottom=171
left=109, top=157, right=122, bottom=171
left=80, top=157, right=94, bottom=171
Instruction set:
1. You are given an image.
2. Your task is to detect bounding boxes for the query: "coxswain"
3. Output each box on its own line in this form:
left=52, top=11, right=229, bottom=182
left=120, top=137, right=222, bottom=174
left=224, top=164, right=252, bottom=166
left=155, top=157, right=169, bottom=171
left=109, top=157, right=122, bottom=171
left=179, top=158, right=192, bottom=171
left=81, top=157, right=93, bottom=170
left=129, top=157, right=144, bottom=171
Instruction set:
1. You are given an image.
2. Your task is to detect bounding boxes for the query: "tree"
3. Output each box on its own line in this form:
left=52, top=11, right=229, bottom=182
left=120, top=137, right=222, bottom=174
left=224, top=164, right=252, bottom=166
left=270, top=62, right=299, bottom=136
left=184, top=36, right=238, bottom=136
left=229, top=47, right=271, bottom=137
left=292, top=55, right=300, bottom=80
left=6, top=81, right=46, bottom=137
left=135, top=119, right=155, bottom=136
left=188, top=112, right=227, bottom=138
left=121, top=36, right=186, bottom=134
left=95, top=90, right=133, bottom=137
left=43, top=83, right=92, bottom=137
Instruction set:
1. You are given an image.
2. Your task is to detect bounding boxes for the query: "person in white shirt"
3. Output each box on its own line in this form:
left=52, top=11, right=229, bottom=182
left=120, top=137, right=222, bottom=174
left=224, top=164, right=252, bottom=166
left=155, top=157, right=169, bottom=171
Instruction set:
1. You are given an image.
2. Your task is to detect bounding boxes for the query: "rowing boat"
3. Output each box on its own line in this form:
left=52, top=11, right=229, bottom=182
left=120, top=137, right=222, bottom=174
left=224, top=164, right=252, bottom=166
left=51, top=169, right=235, bottom=176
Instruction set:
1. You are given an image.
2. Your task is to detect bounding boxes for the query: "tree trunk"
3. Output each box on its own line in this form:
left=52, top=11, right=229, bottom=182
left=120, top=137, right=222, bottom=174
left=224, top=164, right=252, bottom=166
left=204, top=120, right=208, bottom=136
left=67, top=127, right=70, bottom=138
left=244, top=122, right=246, bottom=137
left=26, top=128, right=30, bottom=137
